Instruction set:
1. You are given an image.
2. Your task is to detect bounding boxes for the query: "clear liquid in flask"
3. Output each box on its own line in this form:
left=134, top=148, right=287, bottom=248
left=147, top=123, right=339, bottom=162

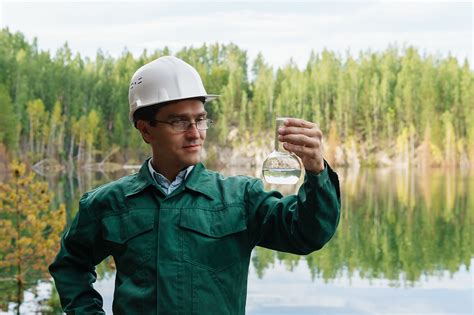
left=262, top=118, right=302, bottom=185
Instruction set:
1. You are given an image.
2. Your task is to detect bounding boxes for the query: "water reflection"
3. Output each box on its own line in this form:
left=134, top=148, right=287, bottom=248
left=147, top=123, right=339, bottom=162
left=1, top=163, right=472, bottom=313
left=45, top=165, right=474, bottom=285
left=253, top=170, right=473, bottom=286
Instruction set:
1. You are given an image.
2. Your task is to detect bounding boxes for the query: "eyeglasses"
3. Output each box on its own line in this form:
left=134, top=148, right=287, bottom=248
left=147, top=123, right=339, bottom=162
left=149, top=118, right=212, bottom=132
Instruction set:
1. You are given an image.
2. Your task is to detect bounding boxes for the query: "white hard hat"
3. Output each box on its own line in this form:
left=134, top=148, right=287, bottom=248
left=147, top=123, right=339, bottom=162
left=128, top=56, right=218, bottom=123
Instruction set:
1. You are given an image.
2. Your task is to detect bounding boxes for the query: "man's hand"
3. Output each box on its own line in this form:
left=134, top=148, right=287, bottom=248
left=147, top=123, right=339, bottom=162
left=277, top=118, right=325, bottom=174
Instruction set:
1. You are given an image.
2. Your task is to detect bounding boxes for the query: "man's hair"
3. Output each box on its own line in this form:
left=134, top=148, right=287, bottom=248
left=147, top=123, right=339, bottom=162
left=133, top=105, right=161, bottom=128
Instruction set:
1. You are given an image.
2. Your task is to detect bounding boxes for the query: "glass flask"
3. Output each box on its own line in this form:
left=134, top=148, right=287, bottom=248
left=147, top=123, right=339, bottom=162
left=262, top=117, right=302, bottom=184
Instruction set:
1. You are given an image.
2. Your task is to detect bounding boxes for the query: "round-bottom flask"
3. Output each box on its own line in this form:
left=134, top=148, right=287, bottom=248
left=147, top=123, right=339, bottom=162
left=262, top=117, right=302, bottom=185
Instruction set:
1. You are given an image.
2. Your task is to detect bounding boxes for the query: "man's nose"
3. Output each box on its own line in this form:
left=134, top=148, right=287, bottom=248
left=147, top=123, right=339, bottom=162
left=185, top=123, right=201, bottom=138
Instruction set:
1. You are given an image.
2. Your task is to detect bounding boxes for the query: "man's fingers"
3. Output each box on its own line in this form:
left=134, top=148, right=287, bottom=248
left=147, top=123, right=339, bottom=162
left=283, top=142, right=317, bottom=158
left=279, top=118, right=322, bottom=140
left=277, top=118, right=325, bottom=172
left=283, top=118, right=317, bottom=129
left=278, top=134, right=320, bottom=148
left=278, top=126, right=319, bottom=137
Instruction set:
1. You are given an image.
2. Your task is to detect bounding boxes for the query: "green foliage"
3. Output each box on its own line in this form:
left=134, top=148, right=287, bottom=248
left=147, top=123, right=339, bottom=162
left=0, top=84, right=19, bottom=152
left=0, top=28, right=472, bottom=166
left=252, top=168, right=471, bottom=285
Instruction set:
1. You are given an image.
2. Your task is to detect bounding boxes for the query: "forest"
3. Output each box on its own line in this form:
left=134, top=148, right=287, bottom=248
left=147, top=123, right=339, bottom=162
left=0, top=28, right=472, bottom=169
left=0, top=27, right=472, bottom=313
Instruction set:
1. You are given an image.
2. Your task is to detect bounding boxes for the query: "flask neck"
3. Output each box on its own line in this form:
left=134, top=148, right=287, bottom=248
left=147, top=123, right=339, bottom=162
left=274, top=133, right=285, bottom=152
left=274, top=118, right=287, bottom=152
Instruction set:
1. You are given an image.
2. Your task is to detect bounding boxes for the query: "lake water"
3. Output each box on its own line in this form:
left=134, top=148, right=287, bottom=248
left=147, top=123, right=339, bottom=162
left=1, top=164, right=472, bottom=314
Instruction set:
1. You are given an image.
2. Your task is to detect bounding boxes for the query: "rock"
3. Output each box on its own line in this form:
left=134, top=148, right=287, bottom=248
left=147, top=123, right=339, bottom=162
left=334, top=145, right=346, bottom=166
left=375, top=151, right=393, bottom=167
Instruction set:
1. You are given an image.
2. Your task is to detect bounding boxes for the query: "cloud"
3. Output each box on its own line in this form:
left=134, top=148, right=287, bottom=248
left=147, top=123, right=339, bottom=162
left=1, top=1, right=472, bottom=68
left=245, top=260, right=473, bottom=314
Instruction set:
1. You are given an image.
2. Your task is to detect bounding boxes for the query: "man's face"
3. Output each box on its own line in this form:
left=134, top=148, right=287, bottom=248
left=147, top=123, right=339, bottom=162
left=141, top=99, right=207, bottom=172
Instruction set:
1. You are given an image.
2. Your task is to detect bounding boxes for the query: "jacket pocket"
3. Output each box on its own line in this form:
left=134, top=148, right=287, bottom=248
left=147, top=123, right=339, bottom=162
left=179, top=206, right=249, bottom=272
left=101, top=209, right=155, bottom=272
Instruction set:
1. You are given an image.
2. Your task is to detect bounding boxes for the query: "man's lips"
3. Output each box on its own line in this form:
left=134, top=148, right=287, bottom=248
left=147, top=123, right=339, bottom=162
left=183, top=144, right=201, bottom=150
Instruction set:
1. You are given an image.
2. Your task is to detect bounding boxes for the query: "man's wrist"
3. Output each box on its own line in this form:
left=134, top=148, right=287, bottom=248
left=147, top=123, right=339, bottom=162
left=305, top=160, right=325, bottom=175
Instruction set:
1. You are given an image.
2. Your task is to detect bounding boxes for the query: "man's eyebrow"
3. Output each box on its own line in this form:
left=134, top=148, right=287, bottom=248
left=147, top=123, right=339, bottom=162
left=167, top=112, right=207, bottom=119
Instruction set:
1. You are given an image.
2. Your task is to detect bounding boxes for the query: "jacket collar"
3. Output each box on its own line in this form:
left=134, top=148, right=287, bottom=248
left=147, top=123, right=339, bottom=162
left=125, top=159, right=155, bottom=197
left=184, top=163, right=216, bottom=200
left=126, top=159, right=216, bottom=200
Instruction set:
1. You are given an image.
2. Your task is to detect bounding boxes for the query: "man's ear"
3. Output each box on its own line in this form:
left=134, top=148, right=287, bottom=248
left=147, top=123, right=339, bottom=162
left=136, top=120, right=151, bottom=144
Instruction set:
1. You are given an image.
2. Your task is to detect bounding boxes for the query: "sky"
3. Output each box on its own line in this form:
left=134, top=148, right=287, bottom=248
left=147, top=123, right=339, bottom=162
left=0, top=0, right=472, bottom=69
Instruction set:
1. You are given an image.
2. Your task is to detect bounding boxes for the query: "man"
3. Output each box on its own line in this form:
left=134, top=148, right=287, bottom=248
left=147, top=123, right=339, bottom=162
left=49, top=56, right=341, bottom=314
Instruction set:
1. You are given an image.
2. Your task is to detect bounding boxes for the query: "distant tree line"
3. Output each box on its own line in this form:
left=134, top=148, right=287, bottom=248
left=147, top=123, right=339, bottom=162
left=0, top=28, right=472, bottom=167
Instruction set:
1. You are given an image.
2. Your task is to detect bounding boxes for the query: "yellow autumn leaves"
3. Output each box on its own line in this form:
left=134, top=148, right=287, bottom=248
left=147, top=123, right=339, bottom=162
left=0, top=161, right=65, bottom=279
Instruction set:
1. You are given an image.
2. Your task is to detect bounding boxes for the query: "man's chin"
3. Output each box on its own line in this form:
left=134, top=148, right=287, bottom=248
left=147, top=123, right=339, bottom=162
left=180, top=154, right=201, bottom=167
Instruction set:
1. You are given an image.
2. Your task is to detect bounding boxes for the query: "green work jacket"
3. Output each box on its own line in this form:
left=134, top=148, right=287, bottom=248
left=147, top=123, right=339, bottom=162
left=49, top=160, right=341, bottom=314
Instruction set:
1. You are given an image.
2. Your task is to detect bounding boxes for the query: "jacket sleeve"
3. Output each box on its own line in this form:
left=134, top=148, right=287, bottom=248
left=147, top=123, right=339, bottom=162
left=49, top=193, right=108, bottom=314
left=246, top=161, right=341, bottom=254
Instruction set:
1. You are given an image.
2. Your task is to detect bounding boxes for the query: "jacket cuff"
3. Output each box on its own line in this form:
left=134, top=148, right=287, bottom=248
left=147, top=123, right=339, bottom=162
left=304, top=160, right=331, bottom=188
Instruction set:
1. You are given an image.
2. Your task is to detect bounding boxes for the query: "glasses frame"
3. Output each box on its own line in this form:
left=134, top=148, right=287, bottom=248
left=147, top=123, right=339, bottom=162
left=149, top=118, right=212, bottom=132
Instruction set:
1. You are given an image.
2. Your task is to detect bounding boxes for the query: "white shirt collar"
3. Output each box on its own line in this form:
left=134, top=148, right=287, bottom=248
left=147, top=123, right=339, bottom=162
left=147, top=158, right=194, bottom=194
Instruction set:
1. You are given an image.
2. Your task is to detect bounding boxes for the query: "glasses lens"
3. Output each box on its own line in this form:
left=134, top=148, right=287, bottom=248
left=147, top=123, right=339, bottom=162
left=172, top=121, right=187, bottom=132
left=197, top=119, right=209, bottom=130
left=172, top=119, right=210, bottom=131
